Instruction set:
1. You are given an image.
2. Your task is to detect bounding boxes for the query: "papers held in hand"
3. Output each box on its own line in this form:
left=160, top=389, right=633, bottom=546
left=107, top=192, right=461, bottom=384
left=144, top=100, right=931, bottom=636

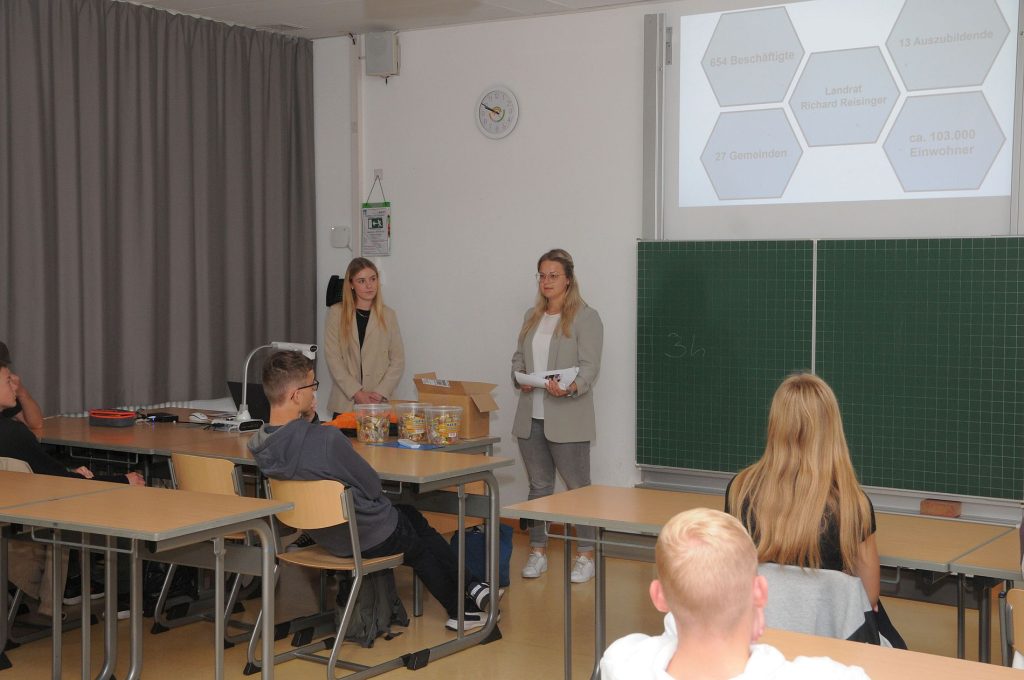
left=514, top=367, right=579, bottom=391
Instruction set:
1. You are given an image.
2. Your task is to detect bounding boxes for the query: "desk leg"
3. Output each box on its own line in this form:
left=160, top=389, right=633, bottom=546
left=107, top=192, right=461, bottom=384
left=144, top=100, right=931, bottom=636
left=979, top=579, right=992, bottom=663
left=1000, top=582, right=1011, bottom=666
left=81, top=539, right=91, bottom=680
left=591, top=528, right=605, bottom=680
left=252, top=520, right=276, bottom=680
left=0, top=530, right=11, bottom=671
left=98, top=536, right=117, bottom=680
left=125, top=540, right=143, bottom=680
left=564, top=522, right=572, bottom=680
left=214, top=536, right=225, bottom=680
left=957, top=574, right=966, bottom=659
left=52, top=529, right=62, bottom=680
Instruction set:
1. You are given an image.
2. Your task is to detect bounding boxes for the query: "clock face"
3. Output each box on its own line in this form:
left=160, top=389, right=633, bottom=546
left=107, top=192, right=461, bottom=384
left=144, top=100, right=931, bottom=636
left=476, top=87, right=519, bottom=139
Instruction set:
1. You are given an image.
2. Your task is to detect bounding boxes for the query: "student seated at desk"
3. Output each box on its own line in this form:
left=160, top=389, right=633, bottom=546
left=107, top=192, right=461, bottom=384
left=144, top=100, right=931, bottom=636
left=0, top=359, right=143, bottom=615
left=725, top=373, right=904, bottom=648
left=248, top=350, right=498, bottom=631
left=600, top=508, right=869, bottom=680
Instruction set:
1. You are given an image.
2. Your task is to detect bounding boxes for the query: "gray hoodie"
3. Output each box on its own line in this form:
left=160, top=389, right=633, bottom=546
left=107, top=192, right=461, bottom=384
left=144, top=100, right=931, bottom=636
left=248, top=418, right=398, bottom=556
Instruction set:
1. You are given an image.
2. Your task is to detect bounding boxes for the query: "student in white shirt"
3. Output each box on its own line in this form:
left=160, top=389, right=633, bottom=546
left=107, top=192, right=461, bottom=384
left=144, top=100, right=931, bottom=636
left=600, top=508, right=871, bottom=680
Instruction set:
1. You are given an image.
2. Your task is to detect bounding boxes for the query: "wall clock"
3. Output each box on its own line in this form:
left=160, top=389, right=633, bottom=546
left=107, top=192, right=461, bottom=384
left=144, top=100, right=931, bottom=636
left=476, top=86, right=519, bottom=139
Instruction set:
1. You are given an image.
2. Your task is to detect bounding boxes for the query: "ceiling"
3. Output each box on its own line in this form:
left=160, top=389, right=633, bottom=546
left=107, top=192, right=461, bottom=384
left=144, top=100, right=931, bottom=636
left=123, top=0, right=657, bottom=40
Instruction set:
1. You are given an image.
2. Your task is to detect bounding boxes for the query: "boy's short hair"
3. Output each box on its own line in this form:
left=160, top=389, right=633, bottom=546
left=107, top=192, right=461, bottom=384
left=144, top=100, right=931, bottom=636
left=656, top=508, right=758, bottom=633
left=262, top=350, right=314, bottom=405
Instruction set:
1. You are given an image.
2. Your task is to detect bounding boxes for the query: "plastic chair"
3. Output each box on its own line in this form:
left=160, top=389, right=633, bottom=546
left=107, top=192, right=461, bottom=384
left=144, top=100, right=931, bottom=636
left=151, top=453, right=254, bottom=643
left=243, top=478, right=404, bottom=679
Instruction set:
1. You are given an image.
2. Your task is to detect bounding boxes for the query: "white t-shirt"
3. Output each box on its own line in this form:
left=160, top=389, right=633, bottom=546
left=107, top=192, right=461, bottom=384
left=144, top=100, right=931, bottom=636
left=531, top=313, right=561, bottom=420
left=600, top=614, right=871, bottom=680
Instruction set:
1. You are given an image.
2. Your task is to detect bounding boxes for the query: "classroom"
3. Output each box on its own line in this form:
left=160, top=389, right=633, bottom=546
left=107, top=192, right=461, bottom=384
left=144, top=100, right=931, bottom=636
left=2, top=0, right=1024, bottom=677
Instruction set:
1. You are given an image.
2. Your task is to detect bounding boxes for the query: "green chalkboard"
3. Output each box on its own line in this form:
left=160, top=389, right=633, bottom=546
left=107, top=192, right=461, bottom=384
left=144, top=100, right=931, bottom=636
left=637, top=238, right=1024, bottom=501
left=817, top=239, right=1024, bottom=500
left=636, top=240, right=813, bottom=471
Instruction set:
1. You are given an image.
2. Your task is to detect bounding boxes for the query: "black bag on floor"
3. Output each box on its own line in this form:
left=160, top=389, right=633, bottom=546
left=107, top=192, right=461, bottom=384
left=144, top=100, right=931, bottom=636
left=334, top=569, right=409, bottom=648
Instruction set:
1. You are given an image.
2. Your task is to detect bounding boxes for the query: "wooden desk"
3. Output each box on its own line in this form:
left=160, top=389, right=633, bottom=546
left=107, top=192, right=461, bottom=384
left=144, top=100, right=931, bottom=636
left=949, top=530, right=1022, bottom=664
left=505, top=485, right=1017, bottom=679
left=763, top=628, right=1021, bottom=679
left=0, top=473, right=287, bottom=680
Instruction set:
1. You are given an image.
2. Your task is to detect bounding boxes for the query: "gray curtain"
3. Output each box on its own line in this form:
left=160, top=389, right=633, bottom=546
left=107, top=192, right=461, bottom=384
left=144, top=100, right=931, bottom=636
left=0, top=0, right=316, bottom=414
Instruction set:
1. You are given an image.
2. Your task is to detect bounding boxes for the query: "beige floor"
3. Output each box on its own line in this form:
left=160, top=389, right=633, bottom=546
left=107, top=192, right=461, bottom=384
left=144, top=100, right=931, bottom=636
left=4, top=530, right=1010, bottom=679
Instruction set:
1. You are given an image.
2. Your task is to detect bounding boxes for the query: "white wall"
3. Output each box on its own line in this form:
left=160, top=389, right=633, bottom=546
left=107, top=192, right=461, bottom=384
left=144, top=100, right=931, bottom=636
left=314, top=37, right=358, bottom=408
left=314, top=6, right=655, bottom=503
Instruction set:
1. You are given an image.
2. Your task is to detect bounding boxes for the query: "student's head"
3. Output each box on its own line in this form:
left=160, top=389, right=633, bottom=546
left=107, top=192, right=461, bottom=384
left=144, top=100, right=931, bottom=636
left=764, top=372, right=848, bottom=468
left=0, top=363, right=16, bottom=409
left=261, top=351, right=317, bottom=420
left=346, top=257, right=381, bottom=306
left=650, top=508, right=765, bottom=637
left=728, top=372, right=870, bottom=572
left=338, top=257, right=387, bottom=340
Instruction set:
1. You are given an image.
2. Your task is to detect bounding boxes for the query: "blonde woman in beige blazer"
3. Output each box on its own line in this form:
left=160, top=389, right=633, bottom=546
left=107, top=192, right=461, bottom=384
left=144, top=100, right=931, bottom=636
left=325, top=258, right=405, bottom=416
left=511, top=249, right=603, bottom=584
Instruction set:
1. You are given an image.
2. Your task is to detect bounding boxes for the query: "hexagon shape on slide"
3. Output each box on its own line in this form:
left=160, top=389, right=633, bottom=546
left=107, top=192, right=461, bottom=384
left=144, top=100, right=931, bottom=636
left=887, top=0, right=1009, bottom=91
left=701, top=109, right=803, bottom=200
left=789, top=48, right=899, bottom=147
left=883, top=92, right=1005, bottom=192
left=702, top=7, right=804, bottom=106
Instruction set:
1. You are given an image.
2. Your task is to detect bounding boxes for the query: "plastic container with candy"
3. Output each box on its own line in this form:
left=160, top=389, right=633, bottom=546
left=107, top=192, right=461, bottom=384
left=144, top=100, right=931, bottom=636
left=393, top=402, right=429, bottom=443
left=354, top=403, right=392, bottom=443
left=425, top=405, right=462, bottom=446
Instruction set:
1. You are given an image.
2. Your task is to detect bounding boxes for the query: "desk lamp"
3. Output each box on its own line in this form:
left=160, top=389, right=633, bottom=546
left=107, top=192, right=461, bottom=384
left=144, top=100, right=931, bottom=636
left=211, top=341, right=318, bottom=431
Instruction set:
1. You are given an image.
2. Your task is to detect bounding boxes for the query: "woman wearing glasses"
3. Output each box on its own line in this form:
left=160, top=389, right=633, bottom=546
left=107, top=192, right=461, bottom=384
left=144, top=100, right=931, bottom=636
left=511, top=248, right=604, bottom=584
left=325, top=257, right=405, bottom=417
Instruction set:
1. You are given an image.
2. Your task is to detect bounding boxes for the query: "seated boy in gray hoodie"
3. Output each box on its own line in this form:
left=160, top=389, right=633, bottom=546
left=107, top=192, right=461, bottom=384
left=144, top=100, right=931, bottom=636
left=248, top=350, right=497, bottom=631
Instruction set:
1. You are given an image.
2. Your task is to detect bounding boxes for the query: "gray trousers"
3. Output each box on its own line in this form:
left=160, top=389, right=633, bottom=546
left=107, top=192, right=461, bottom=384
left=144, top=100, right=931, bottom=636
left=518, top=418, right=595, bottom=552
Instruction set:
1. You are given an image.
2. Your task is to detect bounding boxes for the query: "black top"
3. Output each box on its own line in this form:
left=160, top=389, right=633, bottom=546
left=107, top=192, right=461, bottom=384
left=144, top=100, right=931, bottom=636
left=356, top=308, right=371, bottom=348
left=1, top=398, right=22, bottom=420
left=0, top=416, right=78, bottom=478
left=724, top=476, right=876, bottom=572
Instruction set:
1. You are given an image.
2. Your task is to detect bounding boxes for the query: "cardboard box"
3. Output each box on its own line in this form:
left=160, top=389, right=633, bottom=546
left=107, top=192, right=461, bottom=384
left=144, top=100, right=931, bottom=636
left=413, top=372, right=498, bottom=439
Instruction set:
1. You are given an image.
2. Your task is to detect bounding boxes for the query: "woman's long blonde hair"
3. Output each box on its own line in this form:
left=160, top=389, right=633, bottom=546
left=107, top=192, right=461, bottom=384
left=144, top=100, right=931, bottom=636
left=726, top=372, right=871, bottom=573
left=339, top=257, right=387, bottom=345
left=518, top=249, right=587, bottom=343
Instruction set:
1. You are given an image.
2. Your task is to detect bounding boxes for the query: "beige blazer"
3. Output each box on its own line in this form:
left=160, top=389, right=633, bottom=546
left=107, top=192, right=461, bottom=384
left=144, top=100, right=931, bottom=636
left=324, top=303, right=405, bottom=414
left=511, top=304, right=603, bottom=443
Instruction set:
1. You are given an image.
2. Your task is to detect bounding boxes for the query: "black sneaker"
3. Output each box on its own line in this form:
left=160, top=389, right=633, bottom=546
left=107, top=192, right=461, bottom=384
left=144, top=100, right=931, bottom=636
left=467, top=582, right=505, bottom=611
left=62, top=573, right=105, bottom=605
left=444, top=610, right=499, bottom=632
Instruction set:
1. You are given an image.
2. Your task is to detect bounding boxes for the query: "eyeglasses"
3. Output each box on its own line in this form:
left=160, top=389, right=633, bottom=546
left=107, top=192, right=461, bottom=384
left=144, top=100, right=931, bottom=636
left=296, top=380, right=319, bottom=392
left=536, top=273, right=564, bottom=282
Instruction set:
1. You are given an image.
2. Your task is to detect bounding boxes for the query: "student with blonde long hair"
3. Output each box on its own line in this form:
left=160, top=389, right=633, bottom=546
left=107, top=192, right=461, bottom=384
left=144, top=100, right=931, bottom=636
left=725, top=373, right=905, bottom=648
left=324, top=258, right=405, bottom=416
left=511, top=249, right=604, bottom=584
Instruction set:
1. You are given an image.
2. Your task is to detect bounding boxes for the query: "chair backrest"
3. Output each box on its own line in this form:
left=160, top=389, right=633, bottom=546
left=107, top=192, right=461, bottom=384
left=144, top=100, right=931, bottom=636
left=1007, top=588, right=1024, bottom=655
left=0, top=457, right=33, bottom=473
left=758, top=563, right=880, bottom=644
left=170, top=453, right=240, bottom=496
left=268, top=478, right=348, bottom=530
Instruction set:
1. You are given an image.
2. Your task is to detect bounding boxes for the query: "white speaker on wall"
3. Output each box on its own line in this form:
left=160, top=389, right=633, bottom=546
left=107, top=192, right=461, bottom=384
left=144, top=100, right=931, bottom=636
left=365, top=32, right=400, bottom=78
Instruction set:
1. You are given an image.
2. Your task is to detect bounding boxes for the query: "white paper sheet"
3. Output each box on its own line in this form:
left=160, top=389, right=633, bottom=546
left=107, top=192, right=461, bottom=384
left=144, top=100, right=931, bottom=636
left=514, top=367, right=579, bottom=391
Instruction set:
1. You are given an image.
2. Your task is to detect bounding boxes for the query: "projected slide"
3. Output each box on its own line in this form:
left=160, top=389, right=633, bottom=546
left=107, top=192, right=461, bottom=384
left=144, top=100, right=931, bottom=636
left=678, top=0, right=1017, bottom=207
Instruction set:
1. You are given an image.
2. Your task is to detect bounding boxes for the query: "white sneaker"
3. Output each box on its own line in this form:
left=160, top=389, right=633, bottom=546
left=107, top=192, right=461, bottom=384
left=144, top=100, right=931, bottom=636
left=570, top=554, right=595, bottom=584
left=521, top=551, right=548, bottom=579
